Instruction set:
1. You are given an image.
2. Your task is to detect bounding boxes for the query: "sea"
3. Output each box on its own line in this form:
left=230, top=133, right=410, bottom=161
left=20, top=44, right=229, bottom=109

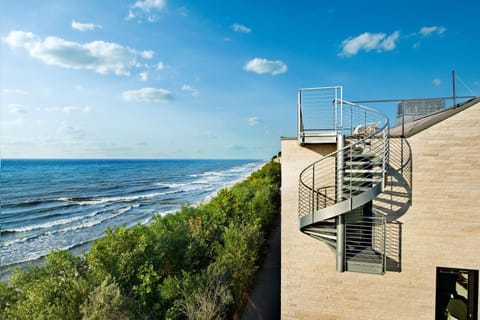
left=0, top=159, right=263, bottom=270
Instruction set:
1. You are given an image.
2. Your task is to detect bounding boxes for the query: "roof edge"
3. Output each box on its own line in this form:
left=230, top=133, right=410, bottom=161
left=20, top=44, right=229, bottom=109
left=390, top=97, right=480, bottom=138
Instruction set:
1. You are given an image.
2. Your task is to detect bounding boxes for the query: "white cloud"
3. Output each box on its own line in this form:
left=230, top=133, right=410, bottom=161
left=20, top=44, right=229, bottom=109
left=7, top=104, right=27, bottom=114
left=3, top=30, right=154, bottom=76
left=71, top=20, right=102, bottom=31
left=140, top=50, right=154, bottom=59
left=420, top=26, right=447, bottom=37
left=244, top=58, right=287, bottom=75
left=432, top=78, right=441, bottom=86
left=339, top=31, right=400, bottom=57
left=248, top=117, right=260, bottom=126
left=125, top=10, right=136, bottom=21
left=232, top=23, right=252, bottom=34
left=133, top=0, right=166, bottom=11
left=58, top=121, right=85, bottom=140
left=381, top=31, right=400, bottom=51
left=2, top=88, right=28, bottom=95
left=127, top=0, right=167, bottom=21
left=45, top=105, right=93, bottom=113
left=156, top=61, right=165, bottom=70
left=139, top=71, right=148, bottom=81
left=226, top=144, right=248, bottom=151
left=122, top=87, right=172, bottom=103
left=1, top=118, right=25, bottom=127
left=147, top=15, right=159, bottom=23
left=181, top=84, right=199, bottom=96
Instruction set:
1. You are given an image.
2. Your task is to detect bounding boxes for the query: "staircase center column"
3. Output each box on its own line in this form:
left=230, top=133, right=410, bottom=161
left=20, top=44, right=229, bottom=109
left=336, top=133, right=345, bottom=272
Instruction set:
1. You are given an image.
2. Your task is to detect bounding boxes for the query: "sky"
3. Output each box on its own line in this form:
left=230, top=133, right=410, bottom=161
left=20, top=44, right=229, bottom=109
left=1, top=0, right=479, bottom=159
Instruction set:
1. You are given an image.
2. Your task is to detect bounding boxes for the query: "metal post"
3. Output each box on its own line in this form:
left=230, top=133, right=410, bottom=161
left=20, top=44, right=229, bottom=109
left=338, top=87, right=343, bottom=132
left=452, top=70, right=457, bottom=108
left=311, top=164, right=315, bottom=224
left=400, top=136, right=405, bottom=178
left=383, top=218, right=387, bottom=274
left=336, top=134, right=345, bottom=272
left=298, top=90, right=302, bottom=142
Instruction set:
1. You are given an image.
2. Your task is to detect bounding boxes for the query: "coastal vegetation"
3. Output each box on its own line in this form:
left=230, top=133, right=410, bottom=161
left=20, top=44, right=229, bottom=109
left=0, top=160, right=281, bottom=319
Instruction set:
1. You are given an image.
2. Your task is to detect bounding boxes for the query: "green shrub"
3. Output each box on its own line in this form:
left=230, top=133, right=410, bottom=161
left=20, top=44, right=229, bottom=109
left=80, top=276, right=131, bottom=320
left=5, top=251, right=89, bottom=320
left=1, top=161, right=281, bottom=319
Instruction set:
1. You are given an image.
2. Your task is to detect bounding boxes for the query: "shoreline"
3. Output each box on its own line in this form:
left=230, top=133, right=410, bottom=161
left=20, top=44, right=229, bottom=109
left=1, top=160, right=266, bottom=282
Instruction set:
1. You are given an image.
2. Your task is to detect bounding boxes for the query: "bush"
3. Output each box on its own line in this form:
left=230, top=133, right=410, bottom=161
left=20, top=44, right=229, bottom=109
left=5, top=251, right=89, bottom=320
left=211, top=222, right=263, bottom=303
left=80, top=276, right=131, bottom=320
left=0, top=161, right=281, bottom=319
left=174, top=270, right=233, bottom=320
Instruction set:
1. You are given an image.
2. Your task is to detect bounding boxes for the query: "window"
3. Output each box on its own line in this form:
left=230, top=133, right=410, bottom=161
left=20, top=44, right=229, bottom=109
left=436, top=267, right=478, bottom=320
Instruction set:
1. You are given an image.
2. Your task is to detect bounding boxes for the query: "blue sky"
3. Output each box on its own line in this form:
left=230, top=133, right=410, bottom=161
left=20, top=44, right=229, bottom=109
left=1, top=0, right=479, bottom=159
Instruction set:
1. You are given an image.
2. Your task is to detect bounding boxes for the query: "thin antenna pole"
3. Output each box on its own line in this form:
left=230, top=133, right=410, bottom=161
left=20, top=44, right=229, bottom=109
left=452, top=70, right=457, bottom=108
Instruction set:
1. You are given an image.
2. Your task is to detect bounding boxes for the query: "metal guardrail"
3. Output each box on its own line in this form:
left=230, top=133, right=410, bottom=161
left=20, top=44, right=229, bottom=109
left=298, top=99, right=389, bottom=220
left=298, top=86, right=390, bottom=274
left=345, top=215, right=386, bottom=273
left=352, top=96, right=477, bottom=137
left=298, top=86, right=343, bottom=143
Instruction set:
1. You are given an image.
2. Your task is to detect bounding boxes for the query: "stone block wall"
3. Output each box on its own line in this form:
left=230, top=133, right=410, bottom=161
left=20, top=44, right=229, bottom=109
left=280, top=102, right=480, bottom=319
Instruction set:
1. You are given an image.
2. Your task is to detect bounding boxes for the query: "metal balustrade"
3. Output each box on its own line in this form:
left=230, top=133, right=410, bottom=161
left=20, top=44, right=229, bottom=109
left=345, top=215, right=386, bottom=274
left=298, top=86, right=390, bottom=274
left=298, top=86, right=343, bottom=144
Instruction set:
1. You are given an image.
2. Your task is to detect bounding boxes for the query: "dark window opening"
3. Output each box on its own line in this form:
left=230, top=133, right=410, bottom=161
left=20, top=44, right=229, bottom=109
left=436, top=267, right=478, bottom=320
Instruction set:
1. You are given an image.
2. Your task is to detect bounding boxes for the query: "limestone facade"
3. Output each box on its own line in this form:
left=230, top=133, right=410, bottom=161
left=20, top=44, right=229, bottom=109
left=280, top=101, right=480, bottom=319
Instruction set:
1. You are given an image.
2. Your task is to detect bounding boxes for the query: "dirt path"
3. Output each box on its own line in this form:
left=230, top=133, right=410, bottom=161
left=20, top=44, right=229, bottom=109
left=240, top=219, right=281, bottom=320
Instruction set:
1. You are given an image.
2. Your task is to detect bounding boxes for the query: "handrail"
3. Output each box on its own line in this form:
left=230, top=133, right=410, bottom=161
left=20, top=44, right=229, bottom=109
left=298, top=96, right=390, bottom=274
left=299, top=99, right=389, bottom=221
left=298, top=86, right=343, bottom=142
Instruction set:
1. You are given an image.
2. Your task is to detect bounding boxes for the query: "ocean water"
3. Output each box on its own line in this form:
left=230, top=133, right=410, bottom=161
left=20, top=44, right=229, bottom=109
left=0, top=159, right=263, bottom=268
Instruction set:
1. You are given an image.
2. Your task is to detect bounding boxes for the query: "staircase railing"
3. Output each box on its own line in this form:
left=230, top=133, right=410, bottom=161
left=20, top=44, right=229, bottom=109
left=299, top=100, right=389, bottom=223
left=298, top=97, right=390, bottom=273
left=298, top=86, right=343, bottom=144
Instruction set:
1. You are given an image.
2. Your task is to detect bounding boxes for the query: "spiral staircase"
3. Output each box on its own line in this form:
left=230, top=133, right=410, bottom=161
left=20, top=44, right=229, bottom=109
left=298, top=87, right=390, bottom=274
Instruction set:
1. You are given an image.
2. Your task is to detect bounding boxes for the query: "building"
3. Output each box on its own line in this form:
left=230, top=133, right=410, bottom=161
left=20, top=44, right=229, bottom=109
left=281, top=86, right=479, bottom=319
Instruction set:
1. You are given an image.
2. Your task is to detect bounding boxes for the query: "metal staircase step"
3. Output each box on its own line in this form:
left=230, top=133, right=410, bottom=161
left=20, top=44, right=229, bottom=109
left=344, top=169, right=382, bottom=174
left=344, top=152, right=376, bottom=159
left=345, top=161, right=382, bottom=166
left=303, top=230, right=336, bottom=240
left=345, top=247, right=385, bottom=274
left=343, top=177, right=379, bottom=183
left=304, top=226, right=337, bottom=234
left=342, top=185, right=371, bottom=192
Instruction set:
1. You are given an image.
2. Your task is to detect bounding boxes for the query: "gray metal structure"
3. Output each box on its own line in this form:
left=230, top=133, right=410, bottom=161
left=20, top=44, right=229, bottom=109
left=396, top=99, right=445, bottom=125
left=298, top=86, right=389, bottom=274
left=298, top=86, right=343, bottom=144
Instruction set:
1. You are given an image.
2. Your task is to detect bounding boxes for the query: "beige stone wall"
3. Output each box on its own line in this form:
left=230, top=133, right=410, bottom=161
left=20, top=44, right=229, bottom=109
left=280, top=102, right=480, bottom=319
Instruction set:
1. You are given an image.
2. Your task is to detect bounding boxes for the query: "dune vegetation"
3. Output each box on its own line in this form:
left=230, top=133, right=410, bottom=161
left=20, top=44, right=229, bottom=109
left=0, top=160, right=281, bottom=319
